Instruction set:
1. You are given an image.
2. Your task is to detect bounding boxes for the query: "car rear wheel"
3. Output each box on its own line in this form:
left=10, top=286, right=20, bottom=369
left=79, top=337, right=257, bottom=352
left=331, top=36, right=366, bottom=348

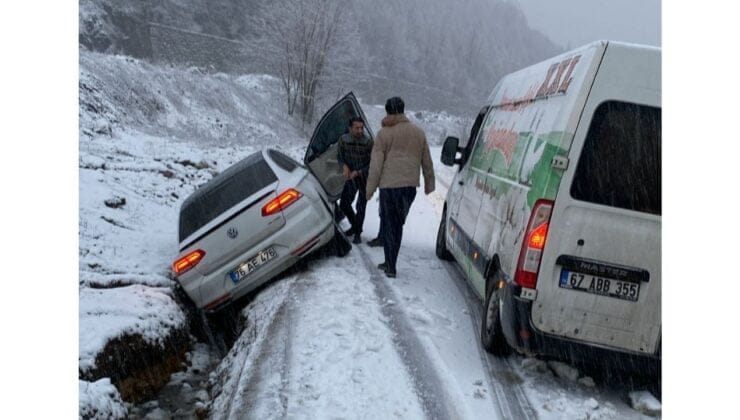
left=435, top=207, right=454, bottom=261
left=329, top=224, right=352, bottom=257
left=481, top=271, right=512, bottom=356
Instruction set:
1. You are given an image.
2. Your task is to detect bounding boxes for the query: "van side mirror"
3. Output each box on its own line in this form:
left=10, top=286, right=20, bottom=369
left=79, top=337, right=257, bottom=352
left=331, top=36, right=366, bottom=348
left=441, top=136, right=460, bottom=166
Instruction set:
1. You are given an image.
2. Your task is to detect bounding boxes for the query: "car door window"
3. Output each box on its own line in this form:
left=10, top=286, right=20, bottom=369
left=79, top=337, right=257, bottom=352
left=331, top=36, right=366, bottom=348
left=305, top=96, right=369, bottom=163
left=304, top=92, right=370, bottom=200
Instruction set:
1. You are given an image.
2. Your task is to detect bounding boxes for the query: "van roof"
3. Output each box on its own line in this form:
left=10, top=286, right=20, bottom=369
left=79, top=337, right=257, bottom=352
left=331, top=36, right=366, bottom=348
left=591, top=39, right=660, bottom=52
left=486, top=40, right=660, bottom=107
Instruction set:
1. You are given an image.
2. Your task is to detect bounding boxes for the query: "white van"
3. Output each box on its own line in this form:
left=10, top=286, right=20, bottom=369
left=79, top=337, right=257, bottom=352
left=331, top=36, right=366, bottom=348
left=437, top=41, right=660, bottom=371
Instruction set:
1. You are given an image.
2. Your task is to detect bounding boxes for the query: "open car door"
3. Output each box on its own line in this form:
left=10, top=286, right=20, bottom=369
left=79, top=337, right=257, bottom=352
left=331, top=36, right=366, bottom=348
left=304, top=92, right=373, bottom=201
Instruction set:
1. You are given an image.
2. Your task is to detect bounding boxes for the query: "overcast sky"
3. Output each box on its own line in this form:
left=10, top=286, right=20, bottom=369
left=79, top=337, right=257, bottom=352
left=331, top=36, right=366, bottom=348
left=514, top=0, right=661, bottom=49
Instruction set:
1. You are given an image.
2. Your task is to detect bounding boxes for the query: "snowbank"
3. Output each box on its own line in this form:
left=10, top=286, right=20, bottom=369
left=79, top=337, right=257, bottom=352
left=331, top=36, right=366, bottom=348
left=79, top=378, right=128, bottom=419
left=629, top=391, right=661, bottom=417
left=79, top=285, right=186, bottom=373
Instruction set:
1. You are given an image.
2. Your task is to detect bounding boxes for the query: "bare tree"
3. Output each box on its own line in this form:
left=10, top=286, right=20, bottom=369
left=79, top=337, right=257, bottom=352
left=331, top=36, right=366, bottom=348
left=247, top=0, right=361, bottom=125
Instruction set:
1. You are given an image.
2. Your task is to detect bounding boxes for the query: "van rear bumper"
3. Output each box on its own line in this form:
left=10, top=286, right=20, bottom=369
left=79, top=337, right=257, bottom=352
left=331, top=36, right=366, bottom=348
left=499, top=282, right=660, bottom=372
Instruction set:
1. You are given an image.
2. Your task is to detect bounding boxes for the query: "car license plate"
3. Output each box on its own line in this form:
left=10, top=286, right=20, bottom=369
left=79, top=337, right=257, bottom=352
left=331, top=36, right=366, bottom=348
left=559, top=270, right=640, bottom=302
left=229, top=247, right=278, bottom=284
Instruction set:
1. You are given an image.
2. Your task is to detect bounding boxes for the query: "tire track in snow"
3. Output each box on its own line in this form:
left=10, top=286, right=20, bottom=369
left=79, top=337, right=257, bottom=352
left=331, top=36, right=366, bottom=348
left=215, top=279, right=297, bottom=420
left=227, top=292, right=295, bottom=418
left=440, top=260, right=537, bottom=420
left=356, top=246, right=460, bottom=420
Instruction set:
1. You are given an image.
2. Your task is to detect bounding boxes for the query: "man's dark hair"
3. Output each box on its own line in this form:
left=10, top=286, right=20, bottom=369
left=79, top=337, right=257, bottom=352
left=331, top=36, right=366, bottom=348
left=385, top=97, right=405, bottom=114
left=349, top=116, right=364, bottom=127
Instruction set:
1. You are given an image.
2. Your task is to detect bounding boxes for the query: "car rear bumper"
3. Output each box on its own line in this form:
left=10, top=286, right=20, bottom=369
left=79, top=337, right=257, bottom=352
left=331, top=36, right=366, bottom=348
left=188, top=205, right=334, bottom=311
left=499, top=282, right=660, bottom=372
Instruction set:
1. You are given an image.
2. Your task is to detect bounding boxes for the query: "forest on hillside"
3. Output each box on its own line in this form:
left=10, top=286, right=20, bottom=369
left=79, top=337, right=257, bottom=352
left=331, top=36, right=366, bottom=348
left=79, top=0, right=560, bottom=117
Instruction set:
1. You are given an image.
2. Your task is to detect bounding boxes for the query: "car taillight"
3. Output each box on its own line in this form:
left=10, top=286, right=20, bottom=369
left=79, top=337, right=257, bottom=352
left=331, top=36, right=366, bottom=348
left=173, top=249, right=205, bottom=275
left=262, top=188, right=302, bottom=216
left=514, top=199, right=554, bottom=289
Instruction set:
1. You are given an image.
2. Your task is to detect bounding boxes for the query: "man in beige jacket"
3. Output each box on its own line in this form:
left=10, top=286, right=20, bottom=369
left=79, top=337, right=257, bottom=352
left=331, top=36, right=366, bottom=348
left=366, top=97, right=435, bottom=278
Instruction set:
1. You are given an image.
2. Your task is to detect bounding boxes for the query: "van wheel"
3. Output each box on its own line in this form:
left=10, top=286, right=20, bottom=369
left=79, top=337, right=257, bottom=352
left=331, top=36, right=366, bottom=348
left=435, top=208, right=454, bottom=261
left=481, top=272, right=512, bottom=356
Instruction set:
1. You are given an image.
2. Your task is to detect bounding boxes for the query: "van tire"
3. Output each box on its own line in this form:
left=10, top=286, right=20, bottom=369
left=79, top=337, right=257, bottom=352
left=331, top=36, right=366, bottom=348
left=435, top=208, right=454, bottom=261
left=481, top=272, right=512, bottom=356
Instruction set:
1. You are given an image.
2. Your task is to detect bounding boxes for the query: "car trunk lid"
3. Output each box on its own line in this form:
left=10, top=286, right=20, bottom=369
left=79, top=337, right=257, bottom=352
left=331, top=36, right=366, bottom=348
left=177, top=151, right=286, bottom=276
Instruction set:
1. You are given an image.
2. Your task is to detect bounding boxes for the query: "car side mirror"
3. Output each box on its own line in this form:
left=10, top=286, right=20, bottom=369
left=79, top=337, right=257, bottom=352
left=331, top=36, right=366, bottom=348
left=441, top=136, right=461, bottom=166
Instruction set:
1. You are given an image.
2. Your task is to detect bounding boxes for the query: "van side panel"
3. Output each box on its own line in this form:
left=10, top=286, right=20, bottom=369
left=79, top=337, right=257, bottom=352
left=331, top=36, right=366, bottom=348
left=448, top=42, right=606, bottom=297
left=532, top=44, right=661, bottom=355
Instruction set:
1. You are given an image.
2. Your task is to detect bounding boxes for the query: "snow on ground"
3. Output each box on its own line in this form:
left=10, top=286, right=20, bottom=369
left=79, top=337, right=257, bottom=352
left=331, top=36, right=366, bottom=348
left=209, top=255, right=427, bottom=419
left=79, top=285, right=186, bottom=373
left=79, top=378, right=127, bottom=419
left=629, top=391, right=662, bottom=417
left=79, top=131, right=238, bottom=280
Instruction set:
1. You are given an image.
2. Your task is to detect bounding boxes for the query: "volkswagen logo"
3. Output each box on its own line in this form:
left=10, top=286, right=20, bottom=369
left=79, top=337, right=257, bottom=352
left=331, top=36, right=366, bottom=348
left=227, top=227, right=238, bottom=239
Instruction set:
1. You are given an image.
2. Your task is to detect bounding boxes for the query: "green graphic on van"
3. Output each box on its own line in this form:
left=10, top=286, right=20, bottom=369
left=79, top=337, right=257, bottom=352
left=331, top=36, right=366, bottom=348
left=469, top=127, right=569, bottom=207
left=522, top=131, right=569, bottom=208
left=470, top=130, right=534, bottom=179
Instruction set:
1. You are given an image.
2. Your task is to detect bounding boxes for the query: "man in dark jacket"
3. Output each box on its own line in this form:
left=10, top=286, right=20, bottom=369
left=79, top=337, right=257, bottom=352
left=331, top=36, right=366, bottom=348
left=338, top=117, right=374, bottom=244
left=366, top=97, right=435, bottom=277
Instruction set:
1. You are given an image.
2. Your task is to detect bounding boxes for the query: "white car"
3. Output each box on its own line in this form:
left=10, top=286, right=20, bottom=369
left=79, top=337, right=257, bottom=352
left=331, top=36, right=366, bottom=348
left=173, top=93, right=372, bottom=311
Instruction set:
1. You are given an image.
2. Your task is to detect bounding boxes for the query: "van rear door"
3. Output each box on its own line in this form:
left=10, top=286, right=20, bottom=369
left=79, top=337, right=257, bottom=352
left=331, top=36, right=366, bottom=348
left=304, top=92, right=373, bottom=201
left=532, top=44, right=661, bottom=355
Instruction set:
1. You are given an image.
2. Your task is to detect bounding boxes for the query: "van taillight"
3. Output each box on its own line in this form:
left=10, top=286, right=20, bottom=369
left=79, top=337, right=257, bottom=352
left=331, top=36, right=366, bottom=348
left=514, top=199, right=554, bottom=289
left=173, top=249, right=205, bottom=275
left=262, top=188, right=302, bottom=216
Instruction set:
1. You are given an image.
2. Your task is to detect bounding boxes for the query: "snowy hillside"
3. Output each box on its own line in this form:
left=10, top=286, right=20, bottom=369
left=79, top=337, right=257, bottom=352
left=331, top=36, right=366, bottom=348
left=80, top=52, right=303, bottom=147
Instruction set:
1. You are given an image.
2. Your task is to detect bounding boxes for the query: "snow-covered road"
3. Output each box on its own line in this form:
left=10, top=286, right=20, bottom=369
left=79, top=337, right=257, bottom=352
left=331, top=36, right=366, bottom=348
left=208, top=161, right=654, bottom=419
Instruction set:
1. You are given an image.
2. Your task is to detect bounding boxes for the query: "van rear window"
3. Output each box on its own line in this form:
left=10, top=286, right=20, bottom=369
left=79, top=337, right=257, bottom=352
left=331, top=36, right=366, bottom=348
left=179, top=152, right=277, bottom=241
left=570, top=101, right=661, bottom=215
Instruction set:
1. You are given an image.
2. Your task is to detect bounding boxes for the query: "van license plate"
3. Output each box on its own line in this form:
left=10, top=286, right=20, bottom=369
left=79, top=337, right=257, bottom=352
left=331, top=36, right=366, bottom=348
left=559, top=270, right=639, bottom=302
left=229, top=247, right=278, bottom=284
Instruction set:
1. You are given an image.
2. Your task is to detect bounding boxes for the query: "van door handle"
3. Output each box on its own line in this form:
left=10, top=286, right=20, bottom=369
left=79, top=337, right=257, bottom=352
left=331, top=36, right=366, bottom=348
left=458, top=180, right=464, bottom=186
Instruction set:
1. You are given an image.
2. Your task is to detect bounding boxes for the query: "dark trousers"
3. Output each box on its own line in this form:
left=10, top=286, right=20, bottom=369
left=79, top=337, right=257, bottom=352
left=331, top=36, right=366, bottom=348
left=339, top=176, right=368, bottom=234
left=379, top=187, right=417, bottom=272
